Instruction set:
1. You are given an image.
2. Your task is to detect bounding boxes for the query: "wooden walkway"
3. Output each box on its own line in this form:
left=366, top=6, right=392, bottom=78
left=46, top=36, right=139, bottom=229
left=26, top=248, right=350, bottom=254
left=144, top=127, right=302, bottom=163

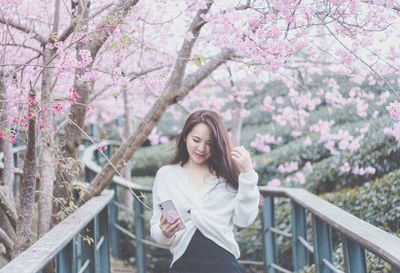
left=111, top=257, right=137, bottom=273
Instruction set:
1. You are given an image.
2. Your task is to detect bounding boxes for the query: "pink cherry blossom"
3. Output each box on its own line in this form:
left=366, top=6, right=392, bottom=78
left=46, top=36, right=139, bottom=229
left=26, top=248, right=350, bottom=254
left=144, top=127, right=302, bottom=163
left=340, top=162, right=351, bottom=173
left=387, top=101, right=400, bottom=121
left=278, top=162, right=299, bottom=174
left=267, top=178, right=281, bottom=187
left=303, top=136, right=312, bottom=147
left=294, top=172, right=306, bottom=185
left=384, top=122, right=400, bottom=142
left=69, top=87, right=80, bottom=102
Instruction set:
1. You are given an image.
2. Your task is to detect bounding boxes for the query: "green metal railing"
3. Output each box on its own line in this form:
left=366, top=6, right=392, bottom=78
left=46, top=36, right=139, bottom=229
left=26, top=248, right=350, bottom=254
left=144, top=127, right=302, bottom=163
left=260, top=187, right=400, bottom=273
left=83, top=140, right=400, bottom=273
left=82, top=140, right=153, bottom=273
left=0, top=190, right=114, bottom=273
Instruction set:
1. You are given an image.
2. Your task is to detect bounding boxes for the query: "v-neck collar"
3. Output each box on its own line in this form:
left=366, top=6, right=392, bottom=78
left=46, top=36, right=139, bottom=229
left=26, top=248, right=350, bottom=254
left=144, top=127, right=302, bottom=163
left=177, top=164, right=220, bottom=197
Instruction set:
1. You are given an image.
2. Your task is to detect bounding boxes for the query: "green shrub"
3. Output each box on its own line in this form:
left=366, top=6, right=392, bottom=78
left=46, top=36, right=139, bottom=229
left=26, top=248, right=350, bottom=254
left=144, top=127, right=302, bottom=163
left=322, top=169, right=400, bottom=234
left=131, top=143, right=175, bottom=177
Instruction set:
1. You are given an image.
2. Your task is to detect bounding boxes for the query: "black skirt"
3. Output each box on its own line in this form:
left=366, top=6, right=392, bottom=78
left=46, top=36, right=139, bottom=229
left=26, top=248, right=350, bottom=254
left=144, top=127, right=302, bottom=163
left=169, top=229, right=244, bottom=273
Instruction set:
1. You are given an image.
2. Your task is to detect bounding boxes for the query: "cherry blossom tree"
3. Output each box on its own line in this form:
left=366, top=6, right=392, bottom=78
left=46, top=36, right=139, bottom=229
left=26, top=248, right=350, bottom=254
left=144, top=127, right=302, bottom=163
left=0, top=0, right=400, bottom=260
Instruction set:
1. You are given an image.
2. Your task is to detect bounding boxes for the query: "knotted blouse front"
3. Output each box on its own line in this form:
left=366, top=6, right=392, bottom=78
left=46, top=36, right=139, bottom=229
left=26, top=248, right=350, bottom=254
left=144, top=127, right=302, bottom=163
left=150, top=164, right=260, bottom=266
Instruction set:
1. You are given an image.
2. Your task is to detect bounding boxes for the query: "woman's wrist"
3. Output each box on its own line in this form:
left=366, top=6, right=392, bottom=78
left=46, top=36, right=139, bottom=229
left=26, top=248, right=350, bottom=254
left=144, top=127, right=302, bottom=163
left=240, top=168, right=255, bottom=175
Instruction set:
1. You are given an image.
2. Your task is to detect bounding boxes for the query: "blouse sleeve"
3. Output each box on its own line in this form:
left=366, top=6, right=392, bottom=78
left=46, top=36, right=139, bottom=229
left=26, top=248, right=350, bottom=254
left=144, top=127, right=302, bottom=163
left=149, top=168, right=174, bottom=246
left=232, top=170, right=260, bottom=228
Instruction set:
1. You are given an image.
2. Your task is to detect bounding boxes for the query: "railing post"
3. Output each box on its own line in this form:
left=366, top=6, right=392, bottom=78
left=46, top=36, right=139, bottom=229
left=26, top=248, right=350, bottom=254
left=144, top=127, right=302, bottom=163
left=291, top=201, right=309, bottom=271
left=85, top=166, right=97, bottom=183
left=91, top=124, right=97, bottom=139
left=343, top=237, right=367, bottom=273
left=109, top=183, right=120, bottom=258
left=134, top=192, right=146, bottom=273
left=56, top=240, right=74, bottom=273
left=75, top=236, right=82, bottom=273
left=99, top=207, right=111, bottom=273
left=13, top=142, right=18, bottom=197
left=82, top=220, right=95, bottom=273
left=94, top=215, right=101, bottom=273
left=312, top=216, right=333, bottom=273
left=262, top=196, right=276, bottom=273
left=392, top=265, right=400, bottom=273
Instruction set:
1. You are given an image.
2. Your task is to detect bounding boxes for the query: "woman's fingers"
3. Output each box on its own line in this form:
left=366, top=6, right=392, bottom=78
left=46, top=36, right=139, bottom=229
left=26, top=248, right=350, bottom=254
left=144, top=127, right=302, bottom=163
left=159, top=216, right=182, bottom=238
left=231, top=146, right=253, bottom=173
left=166, top=219, right=182, bottom=233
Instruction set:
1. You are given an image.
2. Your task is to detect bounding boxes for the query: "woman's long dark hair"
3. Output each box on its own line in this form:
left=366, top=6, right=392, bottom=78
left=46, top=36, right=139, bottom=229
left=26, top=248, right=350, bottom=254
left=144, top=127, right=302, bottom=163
left=170, top=110, right=240, bottom=190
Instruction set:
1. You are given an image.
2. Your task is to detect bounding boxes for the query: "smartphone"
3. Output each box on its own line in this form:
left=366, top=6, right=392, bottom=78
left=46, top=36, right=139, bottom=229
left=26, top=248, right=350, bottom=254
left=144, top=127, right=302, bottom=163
left=158, top=199, right=185, bottom=231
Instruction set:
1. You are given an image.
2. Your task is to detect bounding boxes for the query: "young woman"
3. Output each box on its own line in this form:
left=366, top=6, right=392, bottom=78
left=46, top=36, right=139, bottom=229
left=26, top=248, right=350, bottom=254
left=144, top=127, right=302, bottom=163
left=150, top=110, right=260, bottom=273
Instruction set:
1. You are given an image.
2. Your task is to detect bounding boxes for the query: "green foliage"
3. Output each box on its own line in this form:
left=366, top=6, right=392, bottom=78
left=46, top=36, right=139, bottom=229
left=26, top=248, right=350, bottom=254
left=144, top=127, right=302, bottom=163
left=322, top=168, right=400, bottom=234
left=131, top=143, right=174, bottom=176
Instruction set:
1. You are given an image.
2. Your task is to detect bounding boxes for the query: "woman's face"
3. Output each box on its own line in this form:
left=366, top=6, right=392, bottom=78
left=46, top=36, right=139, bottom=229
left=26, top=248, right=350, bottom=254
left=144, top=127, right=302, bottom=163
left=185, top=123, right=212, bottom=166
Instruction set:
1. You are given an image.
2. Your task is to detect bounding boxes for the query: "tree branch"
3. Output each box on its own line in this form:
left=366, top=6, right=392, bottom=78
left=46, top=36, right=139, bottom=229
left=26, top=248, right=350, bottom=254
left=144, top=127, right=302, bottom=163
left=83, top=1, right=222, bottom=201
left=90, top=0, right=140, bottom=56
left=85, top=48, right=234, bottom=200
left=0, top=227, right=14, bottom=254
left=0, top=43, right=43, bottom=55
left=0, top=17, right=46, bottom=45
left=58, top=3, right=113, bottom=42
left=0, top=190, right=17, bottom=230
left=177, top=49, right=235, bottom=98
left=322, top=21, right=400, bottom=100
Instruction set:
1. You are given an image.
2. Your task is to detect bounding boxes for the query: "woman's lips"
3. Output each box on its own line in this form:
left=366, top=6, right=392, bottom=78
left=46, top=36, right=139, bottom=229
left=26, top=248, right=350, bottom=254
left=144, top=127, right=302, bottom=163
left=195, top=152, right=206, bottom=158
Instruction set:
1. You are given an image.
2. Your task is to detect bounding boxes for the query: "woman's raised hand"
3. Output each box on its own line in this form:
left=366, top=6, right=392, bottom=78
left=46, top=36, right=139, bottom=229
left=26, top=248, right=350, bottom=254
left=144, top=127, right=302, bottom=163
left=230, top=146, right=254, bottom=173
left=159, top=215, right=182, bottom=238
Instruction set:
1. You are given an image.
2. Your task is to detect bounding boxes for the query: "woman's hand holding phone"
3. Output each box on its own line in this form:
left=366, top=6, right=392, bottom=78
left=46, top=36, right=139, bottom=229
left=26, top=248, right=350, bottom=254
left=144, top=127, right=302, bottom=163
left=159, top=214, right=183, bottom=238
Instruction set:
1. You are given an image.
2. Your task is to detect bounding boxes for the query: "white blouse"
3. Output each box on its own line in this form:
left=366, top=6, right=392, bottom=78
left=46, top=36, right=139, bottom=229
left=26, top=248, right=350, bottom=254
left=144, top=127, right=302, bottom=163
left=150, top=164, right=260, bottom=266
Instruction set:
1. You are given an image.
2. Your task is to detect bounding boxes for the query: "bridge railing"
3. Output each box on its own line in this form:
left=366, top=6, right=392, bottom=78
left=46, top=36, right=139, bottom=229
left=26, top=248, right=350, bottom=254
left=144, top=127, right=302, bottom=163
left=0, top=189, right=114, bottom=273
left=260, top=186, right=400, bottom=273
left=82, top=140, right=153, bottom=273
left=83, top=140, right=400, bottom=273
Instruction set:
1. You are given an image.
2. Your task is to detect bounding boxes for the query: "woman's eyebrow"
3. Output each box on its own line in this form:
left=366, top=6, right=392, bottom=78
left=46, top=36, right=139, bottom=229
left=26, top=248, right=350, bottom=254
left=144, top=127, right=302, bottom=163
left=192, top=135, right=211, bottom=142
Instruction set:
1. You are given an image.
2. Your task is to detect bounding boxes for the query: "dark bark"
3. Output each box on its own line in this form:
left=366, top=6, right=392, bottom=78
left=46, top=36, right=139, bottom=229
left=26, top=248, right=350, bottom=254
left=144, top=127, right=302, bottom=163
left=38, top=17, right=58, bottom=237
left=0, top=70, right=15, bottom=205
left=14, top=89, right=37, bottom=257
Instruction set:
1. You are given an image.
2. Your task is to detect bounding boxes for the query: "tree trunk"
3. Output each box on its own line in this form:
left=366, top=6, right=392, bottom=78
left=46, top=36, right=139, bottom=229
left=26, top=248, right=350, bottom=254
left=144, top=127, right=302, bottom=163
left=0, top=211, right=15, bottom=258
left=121, top=88, right=134, bottom=207
left=0, top=227, right=14, bottom=256
left=14, top=89, right=37, bottom=257
left=0, top=70, right=17, bottom=258
left=38, top=0, right=60, bottom=237
left=53, top=0, right=140, bottom=222
left=53, top=0, right=91, bottom=222
left=231, top=98, right=244, bottom=146
left=0, top=70, right=15, bottom=206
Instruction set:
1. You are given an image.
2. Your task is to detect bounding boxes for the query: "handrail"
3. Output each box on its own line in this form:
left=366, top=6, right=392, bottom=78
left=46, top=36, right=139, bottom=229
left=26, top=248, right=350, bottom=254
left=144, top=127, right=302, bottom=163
left=82, top=140, right=152, bottom=193
left=0, top=145, right=26, bottom=175
left=258, top=186, right=400, bottom=266
left=0, top=190, right=114, bottom=273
